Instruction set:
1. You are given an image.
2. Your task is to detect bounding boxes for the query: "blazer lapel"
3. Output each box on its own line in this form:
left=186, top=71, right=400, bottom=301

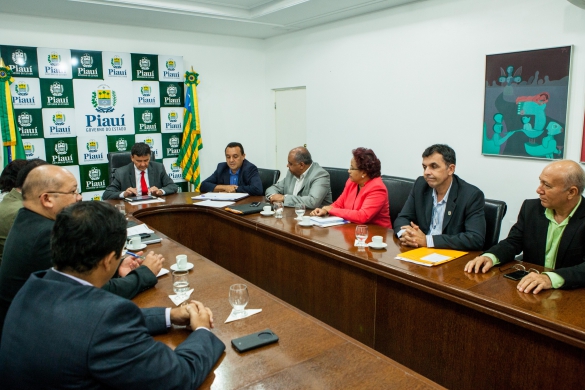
left=556, top=197, right=585, bottom=267
left=147, top=163, right=156, bottom=188
left=442, top=177, right=459, bottom=231
left=534, top=207, right=549, bottom=263
left=129, top=166, right=136, bottom=187
left=423, top=185, right=433, bottom=232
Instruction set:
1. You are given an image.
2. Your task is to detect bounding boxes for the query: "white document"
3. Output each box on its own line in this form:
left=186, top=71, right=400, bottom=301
left=192, top=193, right=248, bottom=201
left=310, top=216, right=349, bottom=228
left=127, top=224, right=154, bottom=236
left=195, top=200, right=235, bottom=208
left=224, top=309, right=262, bottom=323
left=128, top=198, right=166, bottom=205
left=420, top=253, right=451, bottom=263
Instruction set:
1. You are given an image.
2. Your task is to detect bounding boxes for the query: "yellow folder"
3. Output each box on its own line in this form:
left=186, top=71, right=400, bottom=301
left=395, top=247, right=468, bottom=267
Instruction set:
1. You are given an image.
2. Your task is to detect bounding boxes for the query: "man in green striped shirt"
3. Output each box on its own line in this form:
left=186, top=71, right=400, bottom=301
left=464, top=160, right=585, bottom=294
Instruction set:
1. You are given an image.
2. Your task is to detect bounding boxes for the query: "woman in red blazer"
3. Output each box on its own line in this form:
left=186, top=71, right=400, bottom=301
left=311, top=148, right=391, bottom=228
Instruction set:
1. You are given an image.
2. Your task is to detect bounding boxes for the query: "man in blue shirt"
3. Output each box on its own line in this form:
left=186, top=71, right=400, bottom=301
left=200, top=142, right=263, bottom=195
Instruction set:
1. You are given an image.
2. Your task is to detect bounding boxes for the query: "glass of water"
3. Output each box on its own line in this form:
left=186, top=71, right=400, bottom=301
left=273, top=202, right=284, bottom=219
left=115, top=203, right=126, bottom=216
left=172, top=270, right=190, bottom=304
left=229, top=284, right=249, bottom=317
left=294, top=203, right=306, bottom=220
left=355, top=225, right=369, bottom=247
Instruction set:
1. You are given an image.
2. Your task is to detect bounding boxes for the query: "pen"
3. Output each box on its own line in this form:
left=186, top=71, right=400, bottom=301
left=125, top=250, right=146, bottom=260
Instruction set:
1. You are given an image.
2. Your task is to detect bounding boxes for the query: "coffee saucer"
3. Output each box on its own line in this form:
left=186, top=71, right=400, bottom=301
left=298, top=221, right=313, bottom=227
left=260, top=211, right=275, bottom=216
left=170, top=263, right=194, bottom=271
left=126, top=243, right=147, bottom=250
left=368, top=242, right=387, bottom=249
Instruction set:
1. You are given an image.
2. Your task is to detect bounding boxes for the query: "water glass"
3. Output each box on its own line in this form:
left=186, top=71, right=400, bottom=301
left=355, top=225, right=369, bottom=247
left=294, top=204, right=306, bottom=220
left=273, top=202, right=284, bottom=219
left=115, top=203, right=126, bottom=216
left=229, top=284, right=249, bottom=317
left=172, top=270, right=190, bottom=304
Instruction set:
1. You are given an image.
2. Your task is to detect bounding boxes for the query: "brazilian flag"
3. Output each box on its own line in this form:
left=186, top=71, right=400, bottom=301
left=0, top=58, right=25, bottom=167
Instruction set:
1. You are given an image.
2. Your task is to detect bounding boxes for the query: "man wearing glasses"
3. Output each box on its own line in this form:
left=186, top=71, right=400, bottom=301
left=465, top=160, right=585, bottom=294
left=0, top=165, right=161, bottom=339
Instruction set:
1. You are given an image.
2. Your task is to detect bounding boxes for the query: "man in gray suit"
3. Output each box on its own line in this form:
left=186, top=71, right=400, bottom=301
left=265, top=147, right=332, bottom=209
left=102, top=142, right=178, bottom=200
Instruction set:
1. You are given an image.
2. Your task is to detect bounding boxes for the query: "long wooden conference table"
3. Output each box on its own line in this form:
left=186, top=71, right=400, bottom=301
left=123, top=193, right=585, bottom=389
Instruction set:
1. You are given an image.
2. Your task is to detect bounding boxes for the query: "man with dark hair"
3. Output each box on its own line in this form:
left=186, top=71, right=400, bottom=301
left=0, top=201, right=225, bottom=388
left=200, top=142, right=263, bottom=195
left=265, top=146, right=332, bottom=208
left=465, top=160, right=585, bottom=294
left=394, top=144, right=486, bottom=250
left=0, top=159, right=28, bottom=197
left=102, top=142, right=178, bottom=200
left=0, top=165, right=161, bottom=337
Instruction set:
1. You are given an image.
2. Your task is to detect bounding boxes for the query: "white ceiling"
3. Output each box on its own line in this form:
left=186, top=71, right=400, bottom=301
left=0, top=0, right=424, bottom=39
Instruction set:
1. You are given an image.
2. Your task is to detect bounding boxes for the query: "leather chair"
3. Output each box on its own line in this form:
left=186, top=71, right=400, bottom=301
left=380, top=175, right=415, bottom=228
left=107, top=151, right=155, bottom=181
left=257, top=168, right=281, bottom=192
left=322, top=167, right=349, bottom=201
left=483, top=198, right=507, bottom=251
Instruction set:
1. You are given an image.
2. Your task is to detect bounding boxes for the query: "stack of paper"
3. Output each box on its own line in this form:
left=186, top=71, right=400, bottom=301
left=310, top=216, right=349, bottom=228
left=395, top=248, right=468, bottom=267
left=192, top=193, right=249, bottom=201
left=195, top=200, right=235, bottom=208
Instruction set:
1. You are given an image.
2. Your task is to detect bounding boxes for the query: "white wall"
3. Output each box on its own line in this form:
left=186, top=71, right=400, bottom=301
left=0, top=13, right=269, bottom=179
left=265, top=0, right=585, bottom=236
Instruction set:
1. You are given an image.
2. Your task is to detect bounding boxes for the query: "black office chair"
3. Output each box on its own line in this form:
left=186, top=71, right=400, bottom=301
left=483, top=198, right=507, bottom=251
left=380, top=175, right=415, bottom=228
left=107, top=151, right=156, bottom=181
left=322, top=167, right=349, bottom=201
left=257, top=168, right=281, bottom=192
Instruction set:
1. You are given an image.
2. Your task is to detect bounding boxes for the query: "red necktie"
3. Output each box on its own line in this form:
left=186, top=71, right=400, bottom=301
left=140, top=171, right=148, bottom=195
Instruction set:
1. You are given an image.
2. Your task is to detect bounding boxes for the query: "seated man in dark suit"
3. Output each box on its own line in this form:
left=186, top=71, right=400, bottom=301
left=0, top=201, right=225, bottom=388
left=0, top=164, right=161, bottom=337
left=394, top=144, right=486, bottom=250
left=465, top=160, right=585, bottom=294
left=102, top=142, right=178, bottom=200
left=200, top=142, right=263, bottom=195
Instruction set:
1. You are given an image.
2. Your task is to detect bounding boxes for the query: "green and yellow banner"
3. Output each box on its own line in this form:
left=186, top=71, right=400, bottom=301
left=0, top=58, right=25, bottom=167
left=177, top=70, right=203, bottom=191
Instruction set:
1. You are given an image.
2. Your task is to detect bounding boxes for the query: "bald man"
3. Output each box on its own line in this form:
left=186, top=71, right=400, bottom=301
left=465, top=160, right=585, bottom=294
left=0, top=165, right=161, bottom=337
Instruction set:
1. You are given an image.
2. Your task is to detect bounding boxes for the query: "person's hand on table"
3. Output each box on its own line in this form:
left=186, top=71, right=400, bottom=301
left=464, top=256, right=494, bottom=274
left=185, top=301, right=214, bottom=329
left=310, top=206, right=331, bottom=216
left=399, top=222, right=426, bottom=248
left=123, top=187, right=138, bottom=197
left=268, top=194, right=284, bottom=203
left=149, top=186, right=163, bottom=196
left=141, top=251, right=164, bottom=276
left=118, top=251, right=143, bottom=277
left=214, top=184, right=238, bottom=193
left=517, top=272, right=552, bottom=294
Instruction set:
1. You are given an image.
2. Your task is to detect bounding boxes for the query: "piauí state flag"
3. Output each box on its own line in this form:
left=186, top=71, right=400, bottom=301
left=176, top=70, right=203, bottom=191
left=0, top=58, right=25, bottom=167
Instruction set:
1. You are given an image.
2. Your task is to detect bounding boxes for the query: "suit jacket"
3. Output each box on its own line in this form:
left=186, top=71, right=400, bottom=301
left=0, top=269, right=225, bottom=389
left=265, top=162, right=332, bottom=208
left=487, top=198, right=585, bottom=289
left=200, top=159, right=263, bottom=195
left=0, top=208, right=158, bottom=337
left=394, top=175, right=486, bottom=250
left=102, top=161, right=178, bottom=200
left=0, top=189, right=23, bottom=266
left=329, top=177, right=391, bottom=228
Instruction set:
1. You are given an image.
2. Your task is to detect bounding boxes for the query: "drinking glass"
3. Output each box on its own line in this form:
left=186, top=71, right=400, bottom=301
left=273, top=202, right=284, bottom=219
left=355, top=225, right=369, bottom=247
left=115, top=203, right=126, bottom=216
left=172, top=270, right=190, bottom=304
left=229, top=284, right=249, bottom=317
left=294, top=204, right=306, bottom=220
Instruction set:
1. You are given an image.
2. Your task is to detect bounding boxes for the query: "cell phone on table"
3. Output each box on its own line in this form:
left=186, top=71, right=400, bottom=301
left=503, top=270, right=530, bottom=281
left=231, top=329, right=279, bottom=353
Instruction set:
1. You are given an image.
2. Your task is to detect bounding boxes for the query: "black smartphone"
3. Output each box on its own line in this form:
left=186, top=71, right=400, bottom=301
left=250, top=202, right=261, bottom=207
left=231, top=329, right=279, bottom=353
left=503, top=270, right=529, bottom=281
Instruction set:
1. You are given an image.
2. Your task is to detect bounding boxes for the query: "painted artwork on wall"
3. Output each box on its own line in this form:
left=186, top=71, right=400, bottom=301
left=482, top=46, right=571, bottom=160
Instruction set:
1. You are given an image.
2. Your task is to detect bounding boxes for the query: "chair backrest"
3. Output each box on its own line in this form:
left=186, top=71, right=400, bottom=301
left=380, top=175, right=415, bottom=228
left=107, top=151, right=155, bottom=181
left=322, top=167, right=349, bottom=201
left=257, top=168, right=281, bottom=193
left=483, top=198, right=507, bottom=251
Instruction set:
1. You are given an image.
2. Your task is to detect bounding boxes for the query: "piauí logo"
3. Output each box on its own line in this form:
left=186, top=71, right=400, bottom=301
left=168, top=111, right=178, bottom=122
left=166, top=59, right=176, bottom=71
left=92, top=84, right=117, bottom=113
left=92, top=195, right=101, bottom=201
left=53, top=112, right=66, bottom=125
left=115, top=138, right=128, bottom=151
left=48, top=52, right=61, bottom=66
left=18, top=112, right=32, bottom=127
left=80, top=53, right=93, bottom=68
left=50, top=81, right=64, bottom=97
left=15, top=82, right=29, bottom=96
left=167, top=84, right=177, bottom=97
left=24, top=142, right=34, bottom=156
left=12, top=49, right=27, bottom=66
left=55, top=140, right=68, bottom=155
left=140, top=84, right=151, bottom=97
left=169, top=135, right=180, bottom=148
left=86, top=140, right=98, bottom=153
left=139, top=57, right=150, bottom=70
left=142, top=110, right=153, bottom=124
left=88, top=167, right=101, bottom=181
left=171, top=162, right=181, bottom=172
left=145, top=138, right=154, bottom=147
left=111, top=56, right=123, bottom=69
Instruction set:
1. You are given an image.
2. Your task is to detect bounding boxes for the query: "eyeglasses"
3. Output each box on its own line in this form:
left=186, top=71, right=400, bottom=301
left=499, top=263, right=540, bottom=274
left=40, top=189, right=80, bottom=198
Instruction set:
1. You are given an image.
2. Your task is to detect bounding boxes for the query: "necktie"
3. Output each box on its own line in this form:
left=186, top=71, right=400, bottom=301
left=140, top=171, right=148, bottom=195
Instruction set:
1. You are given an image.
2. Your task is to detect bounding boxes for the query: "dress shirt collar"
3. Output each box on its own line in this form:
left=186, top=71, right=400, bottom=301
left=51, top=267, right=93, bottom=286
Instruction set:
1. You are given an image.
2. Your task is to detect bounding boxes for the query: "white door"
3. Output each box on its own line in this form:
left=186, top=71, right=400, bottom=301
left=275, top=88, right=306, bottom=180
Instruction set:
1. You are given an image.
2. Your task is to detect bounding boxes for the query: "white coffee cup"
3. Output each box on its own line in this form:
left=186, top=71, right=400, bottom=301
left=176, top=254, right=188, bottom=270
left=263, top=205, right=272, bottom=213
left=372, top=236, right=384, bottom=245
left=302, top=216, right=311, bottom=224
left=128, top=236, right=141, bottom=249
